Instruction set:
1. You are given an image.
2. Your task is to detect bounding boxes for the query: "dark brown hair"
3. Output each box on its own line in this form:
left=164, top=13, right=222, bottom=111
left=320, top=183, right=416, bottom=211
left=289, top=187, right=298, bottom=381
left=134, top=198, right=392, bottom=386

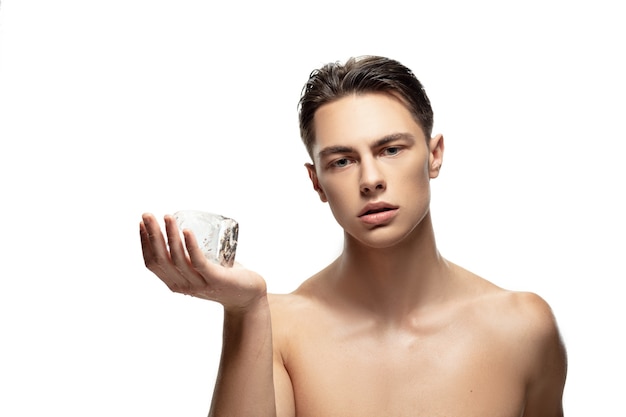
left=298, top=55, right=434, bottom=158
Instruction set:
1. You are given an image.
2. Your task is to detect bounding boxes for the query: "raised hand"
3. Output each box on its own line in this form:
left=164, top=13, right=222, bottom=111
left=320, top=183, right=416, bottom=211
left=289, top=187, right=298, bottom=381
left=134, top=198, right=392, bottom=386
left=140, top=213, right=267, bottom=311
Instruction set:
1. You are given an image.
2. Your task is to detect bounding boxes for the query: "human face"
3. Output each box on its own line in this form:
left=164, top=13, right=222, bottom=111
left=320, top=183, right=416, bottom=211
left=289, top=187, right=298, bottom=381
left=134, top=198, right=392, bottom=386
left=306, top=93, right=444, bottom=249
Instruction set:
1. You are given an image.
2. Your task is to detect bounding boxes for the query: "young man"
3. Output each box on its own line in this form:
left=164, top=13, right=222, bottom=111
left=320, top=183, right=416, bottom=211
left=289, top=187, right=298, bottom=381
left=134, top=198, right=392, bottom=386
left=140, top=56, right=567, bottom=416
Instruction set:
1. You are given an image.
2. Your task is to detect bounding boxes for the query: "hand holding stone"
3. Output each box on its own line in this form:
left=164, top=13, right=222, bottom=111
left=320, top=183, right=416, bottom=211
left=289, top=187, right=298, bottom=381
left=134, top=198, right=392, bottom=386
left=140, top=213, right=267, bottom=310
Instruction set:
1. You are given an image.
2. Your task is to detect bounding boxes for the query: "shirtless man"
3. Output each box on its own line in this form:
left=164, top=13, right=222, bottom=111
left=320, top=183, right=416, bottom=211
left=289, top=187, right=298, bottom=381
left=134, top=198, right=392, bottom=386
left=139, top=56, right=567, bottom=416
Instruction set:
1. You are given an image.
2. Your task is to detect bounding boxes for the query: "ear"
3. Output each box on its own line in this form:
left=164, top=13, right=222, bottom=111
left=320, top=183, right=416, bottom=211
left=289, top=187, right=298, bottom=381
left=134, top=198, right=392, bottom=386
left=305, top=163, right=328, bottom=202
left=428, top=134, right=445, bottom=179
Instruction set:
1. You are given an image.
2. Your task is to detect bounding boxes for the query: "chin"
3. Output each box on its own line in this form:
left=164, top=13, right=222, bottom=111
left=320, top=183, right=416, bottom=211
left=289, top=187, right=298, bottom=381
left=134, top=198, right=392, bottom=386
left=344, top=212, right=429, bottom=250
left=346, top=227, right=413, bottom=250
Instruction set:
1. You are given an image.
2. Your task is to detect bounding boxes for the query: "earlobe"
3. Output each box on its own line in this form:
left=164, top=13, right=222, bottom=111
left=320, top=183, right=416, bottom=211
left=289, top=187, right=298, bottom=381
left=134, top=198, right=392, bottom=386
left=429, top=134, right=445, bottom=179
left=305, top=163, right=328, bottom=202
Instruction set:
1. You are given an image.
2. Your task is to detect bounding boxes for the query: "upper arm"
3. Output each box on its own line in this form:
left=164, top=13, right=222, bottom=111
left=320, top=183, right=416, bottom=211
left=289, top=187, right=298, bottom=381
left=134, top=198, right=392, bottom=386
left=273, top=351, right=296, bottom=417
left=519, top=293, right=568, bottom=417
left=268, top=294, right=296, bottom=417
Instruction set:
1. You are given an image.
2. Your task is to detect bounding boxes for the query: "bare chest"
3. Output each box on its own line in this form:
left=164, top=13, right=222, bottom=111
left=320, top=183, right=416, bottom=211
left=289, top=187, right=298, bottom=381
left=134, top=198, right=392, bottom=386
left=281, top=318, right=527, bottom=417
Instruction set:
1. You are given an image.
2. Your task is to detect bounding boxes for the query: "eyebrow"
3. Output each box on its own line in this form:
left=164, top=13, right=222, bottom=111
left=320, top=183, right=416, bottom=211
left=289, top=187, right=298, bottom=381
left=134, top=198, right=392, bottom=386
left=317, top=133, right=416, bottom=159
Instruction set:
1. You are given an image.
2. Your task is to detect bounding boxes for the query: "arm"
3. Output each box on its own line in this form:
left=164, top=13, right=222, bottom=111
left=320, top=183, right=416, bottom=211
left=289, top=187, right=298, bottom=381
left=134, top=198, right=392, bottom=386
left=521, top=294, right=568, bottom=417
left=140, top=213, right=294, bottom=417
left=209, top=296, right=276, bottom=417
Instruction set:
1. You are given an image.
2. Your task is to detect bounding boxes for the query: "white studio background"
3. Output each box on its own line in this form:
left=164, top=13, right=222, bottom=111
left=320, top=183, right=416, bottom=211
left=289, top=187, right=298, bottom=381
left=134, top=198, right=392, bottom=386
left=0, top=1, right=624, bottom=416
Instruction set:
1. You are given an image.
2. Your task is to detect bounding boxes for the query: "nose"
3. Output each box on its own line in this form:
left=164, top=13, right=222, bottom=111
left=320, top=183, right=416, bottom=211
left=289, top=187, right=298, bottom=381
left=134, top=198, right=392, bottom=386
left=359, top=158, right=386, bottom=194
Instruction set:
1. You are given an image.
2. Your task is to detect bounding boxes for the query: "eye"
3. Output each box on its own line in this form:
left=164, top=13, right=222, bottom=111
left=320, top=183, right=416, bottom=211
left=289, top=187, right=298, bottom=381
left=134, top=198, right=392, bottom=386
left=331, top=158, right=351, bottom=168
left=382, top=146, right=401, bottom=156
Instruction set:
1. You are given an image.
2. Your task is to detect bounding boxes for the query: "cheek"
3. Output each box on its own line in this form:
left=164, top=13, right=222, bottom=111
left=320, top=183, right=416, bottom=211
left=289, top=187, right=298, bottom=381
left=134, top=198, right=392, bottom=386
left=318, top=172, right=350, bottom=198
left=319, top=177, right=356, bottom=218
left=322, top=180, right=350, bottom=206
left=399, top=160, right=430, bottom=187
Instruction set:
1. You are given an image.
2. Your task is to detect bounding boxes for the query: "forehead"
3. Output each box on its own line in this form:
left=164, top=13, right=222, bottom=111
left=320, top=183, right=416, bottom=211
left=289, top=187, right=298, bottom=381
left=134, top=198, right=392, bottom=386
left=312, top=92, right=425, bottom=154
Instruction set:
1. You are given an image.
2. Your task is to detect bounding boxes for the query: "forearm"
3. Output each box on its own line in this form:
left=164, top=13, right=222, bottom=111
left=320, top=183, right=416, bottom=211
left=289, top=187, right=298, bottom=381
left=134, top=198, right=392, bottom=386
left=208, top=296, right=276, bottom=417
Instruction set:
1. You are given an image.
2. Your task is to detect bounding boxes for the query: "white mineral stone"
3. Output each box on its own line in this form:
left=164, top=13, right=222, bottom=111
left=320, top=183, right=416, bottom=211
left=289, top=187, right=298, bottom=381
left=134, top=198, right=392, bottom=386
left=173, top=210, right=238, bottom=267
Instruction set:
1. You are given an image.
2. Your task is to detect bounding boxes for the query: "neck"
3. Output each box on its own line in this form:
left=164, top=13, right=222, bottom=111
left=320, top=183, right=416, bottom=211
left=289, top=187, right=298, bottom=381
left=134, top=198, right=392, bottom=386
left=332, top=213, right=453, bottom=324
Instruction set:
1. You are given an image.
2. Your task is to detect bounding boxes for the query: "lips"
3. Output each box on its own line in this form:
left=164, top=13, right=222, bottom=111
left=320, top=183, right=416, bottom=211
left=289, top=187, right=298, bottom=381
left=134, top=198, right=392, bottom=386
left=358, top=202, right=398, bottom=217
left=358, top=202, right=398, bottom=225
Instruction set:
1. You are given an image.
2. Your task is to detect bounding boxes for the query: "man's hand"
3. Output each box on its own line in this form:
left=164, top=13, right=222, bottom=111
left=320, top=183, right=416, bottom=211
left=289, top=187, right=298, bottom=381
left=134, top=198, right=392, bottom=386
left=140, top=213, right=267, bottom=311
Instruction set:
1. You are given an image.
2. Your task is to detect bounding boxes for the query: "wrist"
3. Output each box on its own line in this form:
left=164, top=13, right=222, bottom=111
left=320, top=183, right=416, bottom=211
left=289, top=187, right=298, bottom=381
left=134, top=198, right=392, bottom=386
left=223, top=292, right=270, bottom=317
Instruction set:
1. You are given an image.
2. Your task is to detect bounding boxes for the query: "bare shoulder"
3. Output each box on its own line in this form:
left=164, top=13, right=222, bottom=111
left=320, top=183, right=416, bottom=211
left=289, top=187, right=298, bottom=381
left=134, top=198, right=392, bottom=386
left=267, top=291, right=313, bottom=324
left=483, top=289, right=561, bottom=336
left=266, top=278, right=324, bottom=329
left=456, top=266, right=561, bottom=336
left=466, top=276, right=567, bottom=415
left=466, top=273, right=564, bottom=355
left=489, top=290, right=564, bottom=359
left=267, top=270, right=330, bottom=314
left=266, top=277, right=329, bottom=366
left=497, top=291, right=567, bottom=371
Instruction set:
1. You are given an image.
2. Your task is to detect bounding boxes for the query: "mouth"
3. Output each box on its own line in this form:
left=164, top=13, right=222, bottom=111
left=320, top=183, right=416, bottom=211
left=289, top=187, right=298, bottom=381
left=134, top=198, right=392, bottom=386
left=358, top=202, right=398, bottom=217
left=362, top=207, right=394, bottom=216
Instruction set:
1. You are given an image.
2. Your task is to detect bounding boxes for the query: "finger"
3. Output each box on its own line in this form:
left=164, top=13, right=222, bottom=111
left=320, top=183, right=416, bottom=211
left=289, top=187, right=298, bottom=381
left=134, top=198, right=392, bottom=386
left=163, top=214, right=186, bottom=261
left=142, top=214, right=169, bottom=259
left=139, top=218, right=155, bottom=266
left=163, top=215, right=206, bottom=287
left=141, top=213, right=191, bottom=292
left=140, top=213, right=170, bottom=271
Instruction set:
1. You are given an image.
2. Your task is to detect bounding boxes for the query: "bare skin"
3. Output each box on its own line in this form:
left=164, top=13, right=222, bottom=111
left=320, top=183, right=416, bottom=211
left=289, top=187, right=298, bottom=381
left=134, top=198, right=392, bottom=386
left=140, top=92, right=567, bottom=416
left=270, top=260, right=565, bottom=417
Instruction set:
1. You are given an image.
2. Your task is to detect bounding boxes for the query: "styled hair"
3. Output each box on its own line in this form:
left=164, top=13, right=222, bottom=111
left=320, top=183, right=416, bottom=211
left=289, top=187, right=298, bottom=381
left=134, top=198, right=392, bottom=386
left=298, top=55, right=434, bottom=158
